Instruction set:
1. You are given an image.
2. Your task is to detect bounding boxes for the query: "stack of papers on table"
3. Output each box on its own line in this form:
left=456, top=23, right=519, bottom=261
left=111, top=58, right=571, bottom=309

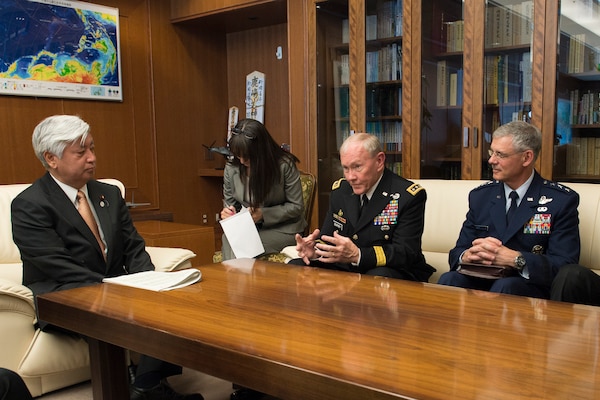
left=102, top=269, right=201, bottom=291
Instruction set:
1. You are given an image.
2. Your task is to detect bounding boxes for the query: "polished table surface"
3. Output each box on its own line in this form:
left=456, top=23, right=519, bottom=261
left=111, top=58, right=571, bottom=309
left=37, top=259, right=600, bottom=399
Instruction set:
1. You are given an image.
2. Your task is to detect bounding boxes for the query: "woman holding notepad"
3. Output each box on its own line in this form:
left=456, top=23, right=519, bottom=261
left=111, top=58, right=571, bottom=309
left=219, top=118, right=306, bottom=261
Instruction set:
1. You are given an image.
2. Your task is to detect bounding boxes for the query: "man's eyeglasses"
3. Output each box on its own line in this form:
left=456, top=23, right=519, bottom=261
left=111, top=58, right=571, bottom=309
left=487, top=149, right=523, bottom=159
left=231, top=127, right=256, bottom=140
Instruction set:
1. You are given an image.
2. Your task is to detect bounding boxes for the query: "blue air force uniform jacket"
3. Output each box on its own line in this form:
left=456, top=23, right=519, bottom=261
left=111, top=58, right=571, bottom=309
left=320, top=168, right=434, bottom=282
left=449, top=171, right=580, bottom=289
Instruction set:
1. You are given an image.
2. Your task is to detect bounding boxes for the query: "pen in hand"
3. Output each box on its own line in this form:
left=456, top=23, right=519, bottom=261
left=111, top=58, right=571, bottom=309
left=220, top=200, right=237, bottom=220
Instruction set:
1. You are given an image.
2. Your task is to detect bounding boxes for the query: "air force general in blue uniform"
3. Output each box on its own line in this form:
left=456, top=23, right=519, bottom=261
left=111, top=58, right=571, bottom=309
left=444, top=172, right=580, bottom=295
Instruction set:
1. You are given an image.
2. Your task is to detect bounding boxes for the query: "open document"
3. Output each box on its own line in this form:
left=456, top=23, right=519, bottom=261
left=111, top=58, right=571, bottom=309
left=102, top=269, right=201, bottom=291
left=219, top=206, right=265, bottom=258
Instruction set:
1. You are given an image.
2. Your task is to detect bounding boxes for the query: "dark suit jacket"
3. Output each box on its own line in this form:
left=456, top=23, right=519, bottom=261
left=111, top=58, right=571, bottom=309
left=449, top=171, right=580, bottom=289
left=11, top=173, right=153, bottom=303
left=320, top=169, right=434, bottom=282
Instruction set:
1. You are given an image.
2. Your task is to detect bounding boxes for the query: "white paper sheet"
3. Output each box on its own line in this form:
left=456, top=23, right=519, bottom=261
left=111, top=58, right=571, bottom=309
left=102, top=269, right=201, bottom=291
left=219, top=207, right=265, bottom=258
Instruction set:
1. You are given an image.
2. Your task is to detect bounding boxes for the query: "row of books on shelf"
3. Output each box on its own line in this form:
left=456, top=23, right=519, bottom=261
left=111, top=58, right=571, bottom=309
left=566, top=136, right=600, bottom=176
left=485, top=1, right=533, bottom=49
left=366, top=121, right=402, bottom=151
left=334, top=121, right=402, bottom=151
left=368, top=86, right=402, bottom=117
left=483, top=52, right=532, bottom=106
left=570, top=89, right=600, bottom=125
left=367, top=43, right=402, bottom=83
left=342, top=0, right=403, bottom=43
left=443, top=20, right=464, bottom=53
left=336, top=86, right=402, bottom=118
left=337, top=55, right=350, bottom=86
left=562, top=33, right=600, bottom=74
left=336, top=46, right=402, bottom=86
left=436, top=62, right=463, bottom=107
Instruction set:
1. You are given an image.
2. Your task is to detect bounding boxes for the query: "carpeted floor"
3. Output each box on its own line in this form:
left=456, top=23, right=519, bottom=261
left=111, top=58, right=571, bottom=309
left=38, top=368, right=233, bottom=400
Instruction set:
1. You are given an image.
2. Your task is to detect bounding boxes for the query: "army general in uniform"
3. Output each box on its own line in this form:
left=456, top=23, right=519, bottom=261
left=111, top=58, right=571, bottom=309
left=291, top=133, right=435, bottom=282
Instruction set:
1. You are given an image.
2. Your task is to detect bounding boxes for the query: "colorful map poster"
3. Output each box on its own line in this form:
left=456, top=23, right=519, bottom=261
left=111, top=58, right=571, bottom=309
left=0, top=0, right=122, bottom=101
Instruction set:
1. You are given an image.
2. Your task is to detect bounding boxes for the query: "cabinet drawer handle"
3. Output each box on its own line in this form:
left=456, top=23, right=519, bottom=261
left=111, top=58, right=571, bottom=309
left=463, top=127, right=469, bottom=147
left=473, top=127, right=478, bottom=148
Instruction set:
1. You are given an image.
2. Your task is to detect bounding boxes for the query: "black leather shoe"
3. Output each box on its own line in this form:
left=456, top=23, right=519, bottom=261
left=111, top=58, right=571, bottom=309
left=130, top=380, right=203, bottom=400
left=230, top=388, right=264, bottom=400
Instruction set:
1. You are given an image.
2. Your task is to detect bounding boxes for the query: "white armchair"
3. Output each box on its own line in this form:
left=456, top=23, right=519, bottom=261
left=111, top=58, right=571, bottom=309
left=0, top=179, right=195, bottom=397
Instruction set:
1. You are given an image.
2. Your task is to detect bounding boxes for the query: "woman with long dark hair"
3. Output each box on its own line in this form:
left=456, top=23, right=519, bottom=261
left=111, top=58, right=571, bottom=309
left=219, top=118, right=306, bottom=261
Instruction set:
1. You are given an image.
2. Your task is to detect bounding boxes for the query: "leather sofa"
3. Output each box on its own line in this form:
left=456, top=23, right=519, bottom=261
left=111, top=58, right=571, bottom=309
left=414, top=179, right=600, bottom=283
left=282, top=179, right=600, bottom=283
left=0, top=179, right=196, bottom=397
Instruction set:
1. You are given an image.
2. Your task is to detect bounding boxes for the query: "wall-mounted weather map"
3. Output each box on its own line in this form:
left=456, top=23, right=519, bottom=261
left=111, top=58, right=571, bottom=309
left=0, top=0, right=122, bottom=101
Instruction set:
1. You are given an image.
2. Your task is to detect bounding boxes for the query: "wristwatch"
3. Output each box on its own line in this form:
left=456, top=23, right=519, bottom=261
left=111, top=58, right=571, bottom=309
left=514, top=254, right=526, bottom=271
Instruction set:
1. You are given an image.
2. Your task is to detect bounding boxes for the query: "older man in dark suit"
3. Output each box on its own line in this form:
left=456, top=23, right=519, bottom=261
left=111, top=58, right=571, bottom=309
left=11, top=115, right=202, bottom=400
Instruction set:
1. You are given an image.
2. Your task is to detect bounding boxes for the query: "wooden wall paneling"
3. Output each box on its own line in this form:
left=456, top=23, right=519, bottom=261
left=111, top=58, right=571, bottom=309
left=0, top=97, right=61, bottom=183
left=537, top=0, right=558, bottom=179
left=288, top=0, right=311, bottom=169
left=462, top=0, right=485, bottom=179
left=150, top=1, right=229, bottom=226
left=171, top=0, right=285, bottom=23
left=401, top=0, right=421, bottom=179
left=349, top=0, right=365, bottom=132
left=226, top=24, right=289, bottom=146
left=288, top=1, right=318, bottom=231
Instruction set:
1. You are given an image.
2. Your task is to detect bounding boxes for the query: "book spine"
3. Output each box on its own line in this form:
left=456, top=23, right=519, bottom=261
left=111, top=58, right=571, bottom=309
left=436, top=60, right=447, bottom=106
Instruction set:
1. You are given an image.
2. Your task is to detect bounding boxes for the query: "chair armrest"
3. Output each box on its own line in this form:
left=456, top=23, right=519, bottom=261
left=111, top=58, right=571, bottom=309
left=280, top=246, right=299, bottom=261
left=0, top=278, right=35, bottom=310
left=146, top=246, right=196, bottom=272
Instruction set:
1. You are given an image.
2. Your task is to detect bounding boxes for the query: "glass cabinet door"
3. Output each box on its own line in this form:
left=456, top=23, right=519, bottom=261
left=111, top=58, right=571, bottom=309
left=364, top=0, right=404, bottom=176
left=316, top=0, right=349, bottom=223
left=553, top=0, right=600, bottom=181
left=481, top=0, right=533, bottom=179
left=420, top=0, right=464, bottom=179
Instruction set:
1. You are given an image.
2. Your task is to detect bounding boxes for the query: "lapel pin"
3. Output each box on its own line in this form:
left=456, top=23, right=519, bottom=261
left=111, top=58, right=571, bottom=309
left=99, top=195, right=108, bottom=208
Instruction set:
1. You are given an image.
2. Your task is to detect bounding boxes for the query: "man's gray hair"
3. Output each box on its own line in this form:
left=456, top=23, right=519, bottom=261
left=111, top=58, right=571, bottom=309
left=32, top=115, right=90, bottom=168
left=339, top=132, right=383, bottom=157
left=493, top=121, right=542, bottom=161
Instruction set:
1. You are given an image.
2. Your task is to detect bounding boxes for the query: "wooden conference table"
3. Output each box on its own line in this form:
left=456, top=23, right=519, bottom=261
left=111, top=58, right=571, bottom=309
left=37, top=259, right=600, bottom=399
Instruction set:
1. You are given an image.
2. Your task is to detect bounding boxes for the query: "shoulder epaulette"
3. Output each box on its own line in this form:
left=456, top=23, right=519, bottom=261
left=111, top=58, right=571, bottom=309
left=406, top=183, right=424, bottom=196
left=472, top=180, right=500, bottom=191
left=542, top=180, right=576, bottom=194
left=331, top=178, right=345, bottom=190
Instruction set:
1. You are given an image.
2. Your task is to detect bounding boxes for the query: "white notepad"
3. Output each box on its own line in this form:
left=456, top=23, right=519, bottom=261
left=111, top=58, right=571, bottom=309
left=219, top=207, right=265, bottom=258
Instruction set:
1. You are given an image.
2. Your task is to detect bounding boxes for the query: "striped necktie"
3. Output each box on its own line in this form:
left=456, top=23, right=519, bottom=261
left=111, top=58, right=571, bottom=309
left=77, top=190, right=106, bottom=260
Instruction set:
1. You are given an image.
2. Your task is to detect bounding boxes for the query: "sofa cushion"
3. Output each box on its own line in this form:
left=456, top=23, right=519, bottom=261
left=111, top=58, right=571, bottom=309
left=567, top=183, right=600, bottom=272
left=0, top=184, right=30, bottom=265
left=146, top=246, right=196, bottom=272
